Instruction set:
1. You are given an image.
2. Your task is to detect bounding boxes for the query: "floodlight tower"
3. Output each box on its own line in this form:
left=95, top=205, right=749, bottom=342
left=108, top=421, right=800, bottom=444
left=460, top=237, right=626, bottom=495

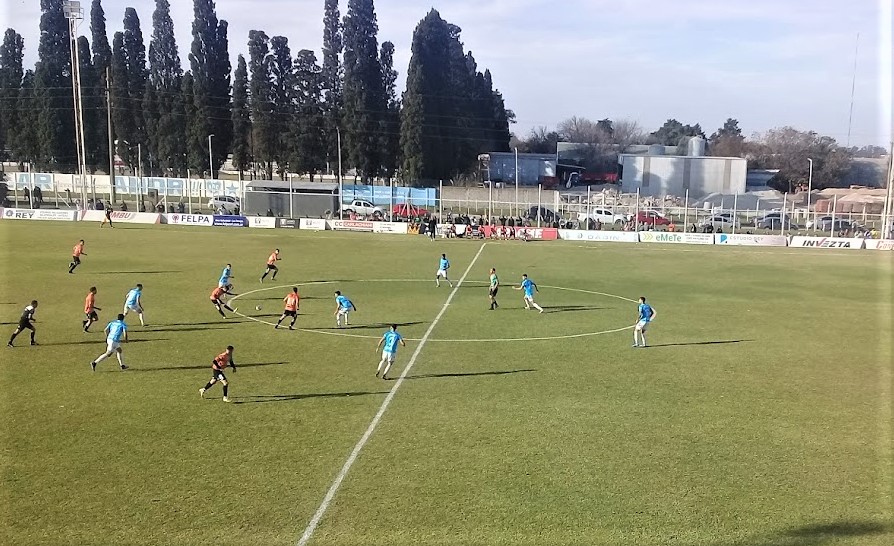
left=64, top=0, right=88, bottom=206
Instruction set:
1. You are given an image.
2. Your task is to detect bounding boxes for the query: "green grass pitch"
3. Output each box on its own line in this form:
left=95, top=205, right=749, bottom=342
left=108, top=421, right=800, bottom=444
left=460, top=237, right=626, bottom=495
left=0, top=221, right=892, bottom=545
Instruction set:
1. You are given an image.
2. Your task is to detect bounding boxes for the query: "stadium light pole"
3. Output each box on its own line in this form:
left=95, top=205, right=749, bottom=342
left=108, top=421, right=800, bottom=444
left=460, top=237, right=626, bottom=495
left=806, top=157, right=814, bottom=212
left=337, top=126, right=343, bottom=218
left=208, top=134, right=215, bottom=180
left=64, top=0, right=87, bottom=208
left=514, top=147, right=519, bottom=217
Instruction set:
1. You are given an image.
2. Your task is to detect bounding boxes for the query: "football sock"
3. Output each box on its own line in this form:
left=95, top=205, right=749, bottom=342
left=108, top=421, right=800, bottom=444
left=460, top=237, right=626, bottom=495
left=138, top=313, right=145, bottom=326
left=290, top=319, right=296, bottom=328
left=222, top=384, right=228, bottom=397
left=224, top=304, right=234, bottom=312
left=633, top=332, right=639, bottom=345
left=30, top=332, right=35, bottom=342
left=640, top=334, right=647, bottom=346
left=203, top=382, right=214, bottom=391
left=532, top=303, right=543, bottom=312
left=218, top=308, right=227, bottom=318
left=261, top=271, right=268, bottom=280
left=383, top=361, right=393, bottom=377
left=377, top=359, right=386, bottom=375
left=116, top=352, right=124, bottom=367
left=8, top=333, right=16, bottom=343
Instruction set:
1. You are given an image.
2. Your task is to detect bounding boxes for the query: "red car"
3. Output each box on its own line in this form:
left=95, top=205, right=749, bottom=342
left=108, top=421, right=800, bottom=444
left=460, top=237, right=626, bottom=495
left=635, top=210, right=671, bottom=226
left=392, top=204, right=428, bottom=218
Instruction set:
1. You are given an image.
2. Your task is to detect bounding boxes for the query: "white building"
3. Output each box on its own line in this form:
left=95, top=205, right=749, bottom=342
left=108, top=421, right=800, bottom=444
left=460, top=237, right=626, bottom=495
left=619, top=138, right=747, bottom=198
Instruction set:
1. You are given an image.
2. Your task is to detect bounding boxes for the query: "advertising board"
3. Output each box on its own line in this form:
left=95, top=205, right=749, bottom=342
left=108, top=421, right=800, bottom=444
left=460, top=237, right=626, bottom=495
left=330, top=220, right=375, bottom=232
left=2, top=208, right=78, bottom=221
left=789, top=236, right=865, bottom=250
left=481, top=226, right=559, bottom=240
left=863, top=239, right=894, bottom=250
left=299, top=218, right=328, bottom=230
left=80, top=210, right=161, bottom=224
left=373, top=222, right=409, bottom=234
left=714, top=233, right=788, bottom=246
left=558, top=230, right=639, bottom=243
left=246, top=216, right=277, bottom=229
left=277, top=218, right=299, bottom=229
left=212, top=215, right=248, bottom=227
left=639, top=231, right=713, bottom=244
left=165, top=213, right=214, bottom=226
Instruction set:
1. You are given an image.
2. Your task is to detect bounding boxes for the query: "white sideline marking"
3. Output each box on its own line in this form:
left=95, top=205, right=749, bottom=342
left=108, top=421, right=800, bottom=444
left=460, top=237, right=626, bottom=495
left=295, top=242, right=488, bottom=546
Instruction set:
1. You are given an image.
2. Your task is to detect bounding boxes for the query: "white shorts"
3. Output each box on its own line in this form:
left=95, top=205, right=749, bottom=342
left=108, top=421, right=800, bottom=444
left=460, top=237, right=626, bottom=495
left=635, top=320, right=650, bottom=331
left=382, top=350, right=396, bottom=362
left=436, top=269, right=447, bottom=277
left=218, top=281, right=229, bottom=288
left=106, top=340, right=121, bottom=353
left=524, top=294, right=534, bottom=302
left=124, top=303, right=142, bottom=314
left=337, top=308, right=351, bottom=316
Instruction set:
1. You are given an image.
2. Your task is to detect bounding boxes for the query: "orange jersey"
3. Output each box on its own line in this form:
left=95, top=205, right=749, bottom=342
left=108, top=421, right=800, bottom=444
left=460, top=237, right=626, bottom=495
left=267, top=252, right=279, bottom=265
left=84, top=293, right=95, bottom=313
left=284, top=293, right=300, bottom=311
left=73, top=242, right=84, bottom=256
left=213, top=351, right=231, bottom=370
left=210, top=286, right=227, bottom=300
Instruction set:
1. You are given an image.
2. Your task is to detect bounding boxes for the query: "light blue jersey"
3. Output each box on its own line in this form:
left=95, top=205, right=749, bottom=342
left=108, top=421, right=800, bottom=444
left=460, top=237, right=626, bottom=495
left=106, top=320, right=127, bottom=342
left=382, top=330, right=403, bottom=353
left=336, top=295, right=353, bottom=310
left=638, top=303, right=654, bottom=322
left=219, top=266, right=232, bottom=285
left=125, top=288, right=141, bottom=306
left=522, top=278, right=536, bottom=297
left=439, top=257, right=449, bottom=270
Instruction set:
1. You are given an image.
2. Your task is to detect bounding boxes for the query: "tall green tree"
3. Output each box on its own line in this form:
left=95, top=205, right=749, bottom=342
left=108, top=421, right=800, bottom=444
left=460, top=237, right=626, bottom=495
left=378, top=41, right=399, bottom=179
left=13, top=70, right=41, bottom=164
left=89, top=0, right=112, bottom=172
left=147, top=0, right=184, bottom=174
left=288, top=49, right=325, bottom=179
left=321, top=0, right=343, bottom=170
left=342, top=0, right=385, bottom=180
left=750, top=127, right=852, bottom=191
left=248, top=30, right=274, bottom=179
left=230, top=54, right=251, bottom=177
left=189, top=0, right=231, bottom=177
left=708, top=118, right=746, bottom=157
left=35, top=0, right=75, bottom=170
left=180, top=71, right=203, bottom=172
left=75, top=36, right=103, bottom=173
left=0, top=29, right=25, bottom=161
left=649, top=119, right=705, bottom=146
left=109, top=8, right=147, bottom=172
left=269, top=35, right=293, bottom=178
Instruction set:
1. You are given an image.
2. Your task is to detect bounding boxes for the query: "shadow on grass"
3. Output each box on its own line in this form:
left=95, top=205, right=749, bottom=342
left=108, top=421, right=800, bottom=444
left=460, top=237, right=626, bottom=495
left=40, top=338, right=166, bottom=346
left=144, top=325, right=234, bottom=333
left=400, top=368, right=537, bottom=381
left=712, top=520, right=894, bottom=546
left=153, top=321, right=240, bottom=327
left=129, top=361, right=288, bottom=373
left=311, top=321, right=425, bottom=331
left=547, top=305, right=610, bottom=313
left=232, top=390, right=388, bottom=404
left=646, top=339, right=754, bottom=348
left=256, top=295, right=324, bottom=301
left=94, top=270, right=182, bottom=274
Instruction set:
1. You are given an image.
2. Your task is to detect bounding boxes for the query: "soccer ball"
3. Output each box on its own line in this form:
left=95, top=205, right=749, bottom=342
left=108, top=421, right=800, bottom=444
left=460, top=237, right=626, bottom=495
left=255, top=305, right=262, bottom=311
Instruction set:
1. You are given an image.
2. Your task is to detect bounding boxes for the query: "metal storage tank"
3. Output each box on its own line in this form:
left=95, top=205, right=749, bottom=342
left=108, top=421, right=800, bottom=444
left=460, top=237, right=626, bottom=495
left=687, top=137, right=706, bottom=157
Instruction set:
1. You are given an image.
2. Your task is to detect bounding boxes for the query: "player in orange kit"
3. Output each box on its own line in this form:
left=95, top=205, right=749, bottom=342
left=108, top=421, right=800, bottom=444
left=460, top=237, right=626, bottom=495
left=260, top=249, right=280, bottom=283
left=69, top=240, right=86, bottom=273
left=200, top=346, right=236, bottom=402
left=210, top=284, right=238, bottom=318
left=275, top=287, right=300, bottom=330
left=83, top=286, right=102, bottom=332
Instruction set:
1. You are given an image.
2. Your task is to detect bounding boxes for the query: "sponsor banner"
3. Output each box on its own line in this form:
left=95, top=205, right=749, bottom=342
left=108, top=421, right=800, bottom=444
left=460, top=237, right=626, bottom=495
left=714, top=233, right=788, bottom=247
left=373, top=221, right=409, bottom=234
left=330, top=219, right=375, bottom=232
left=246, top=216, right=277, bottom=229
left=164, top=213, right=214, bottom=226
left=789, top=236, right=865, bottom=250
left=212, top=215, right=248, bottom=227
left=299, top=218, right=328, bottom=231
left=481, top=226, right=559, bottom=241
left=862, top=239, right=894, bottom=250
left=558, top=229, right=639, bottom=243
left=639, top=231, right=714, bottom=245
left=2, top=208, right=78, bottom=221
left=277, top=218, right=299, bottom=229
left=80, top=210, right=161, bottom=224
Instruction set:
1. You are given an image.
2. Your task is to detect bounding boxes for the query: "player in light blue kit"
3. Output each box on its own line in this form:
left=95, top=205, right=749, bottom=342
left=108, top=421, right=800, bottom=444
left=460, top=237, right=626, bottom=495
left=91, top=313, right=129, bottom=371
left=514, top=274, right=544, bottom=313
left=334, top=290, right=357, bottom=327
left=436, top=253, right=453, bottom=287
left=375, top=324, right=406, bottom=380
left=122, top=284, right=145, bottom=326
left=218, top=264, right=234, bottom=288
left=633, top=296, right=656, bottom=348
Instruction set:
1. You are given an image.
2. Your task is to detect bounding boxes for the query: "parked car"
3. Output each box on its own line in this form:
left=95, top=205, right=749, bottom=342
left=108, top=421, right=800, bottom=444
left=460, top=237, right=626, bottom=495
left=525, top=206, right=563, bottom=224
left=207, top=195, right=240, bottom=212
left=635, top=210, right=671, bottom=226
left=341, top=199, right=384, bottom=217
left=756, top=213, right=799, bottom=230
left=806, top=216, right=856, bottom=232
left=701, top=214, right=740, bottom=230
left=576, top=207, right=628, bottom=226
left=391, top=204, right=428, bottom=218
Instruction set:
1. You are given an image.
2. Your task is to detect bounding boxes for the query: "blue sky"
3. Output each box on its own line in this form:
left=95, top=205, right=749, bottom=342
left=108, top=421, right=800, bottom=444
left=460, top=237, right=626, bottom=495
left=3, top=0, right=891, bottom=146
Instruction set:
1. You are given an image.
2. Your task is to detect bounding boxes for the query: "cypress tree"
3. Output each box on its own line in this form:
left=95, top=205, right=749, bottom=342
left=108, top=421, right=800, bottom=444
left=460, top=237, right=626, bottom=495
left=231, top=54, right=251, bottom=177
left=180, top=71, right=203, bottom=172
left=75, top=35, right=101, bottom=173
left=123, top=7, right=147, bottom=171
left=110, top=31, right=131, bottom=166
left=189, top=0, right=231, bottom=177
left=378, top=41, right=399, bottom=180
left=248, top=30, right=274, bottom=179
left=35, top=0, right=75, bottom=170
left=0, top=29, right=25, bottom=161
left=89, top=0, right=111, bottom=172
left=321, top=0, right=342, bottom=169
left=485, top=69, right=511, bottom=153
left=147, top=0, right=183, bottom=175
left=289, top=49, right=325, bottom=180
left=342, top=0, right=385, bottom=180
left=14, top=70, right=41, bottom=164
left=269, top=35, right=293, bottom=178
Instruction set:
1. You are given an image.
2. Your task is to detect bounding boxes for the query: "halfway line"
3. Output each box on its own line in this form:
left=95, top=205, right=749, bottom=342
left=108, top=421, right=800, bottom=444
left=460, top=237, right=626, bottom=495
left=295, top=242, right=489, bottom=546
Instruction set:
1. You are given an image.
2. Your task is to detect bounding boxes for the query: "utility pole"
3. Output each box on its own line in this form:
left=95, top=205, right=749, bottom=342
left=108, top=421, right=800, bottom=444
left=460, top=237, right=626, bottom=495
left=106, top=66, right=115, bottom=203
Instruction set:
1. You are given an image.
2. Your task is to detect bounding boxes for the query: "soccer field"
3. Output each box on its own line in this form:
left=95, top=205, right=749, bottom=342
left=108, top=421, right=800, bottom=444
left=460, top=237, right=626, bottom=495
left=0, top=221, right=892, bottom=546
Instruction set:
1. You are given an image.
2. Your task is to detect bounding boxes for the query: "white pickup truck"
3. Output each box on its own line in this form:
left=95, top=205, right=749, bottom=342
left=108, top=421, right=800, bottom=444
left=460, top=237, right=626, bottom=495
left=341, top=199, right=384, bottom=217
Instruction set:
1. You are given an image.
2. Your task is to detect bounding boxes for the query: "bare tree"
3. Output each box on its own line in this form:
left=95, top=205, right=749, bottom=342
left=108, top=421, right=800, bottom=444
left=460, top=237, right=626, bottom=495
left=611, top=119, right=646, bottom=152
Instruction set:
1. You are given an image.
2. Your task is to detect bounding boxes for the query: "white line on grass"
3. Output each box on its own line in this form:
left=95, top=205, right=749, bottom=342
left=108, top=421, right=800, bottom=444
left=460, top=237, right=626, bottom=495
left=295, top=242, right=489, bottom=546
